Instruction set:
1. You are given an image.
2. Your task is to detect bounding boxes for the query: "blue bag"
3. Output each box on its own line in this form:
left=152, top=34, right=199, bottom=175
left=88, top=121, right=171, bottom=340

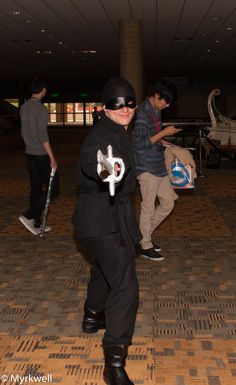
left=170, top=159, right=194, bottom=189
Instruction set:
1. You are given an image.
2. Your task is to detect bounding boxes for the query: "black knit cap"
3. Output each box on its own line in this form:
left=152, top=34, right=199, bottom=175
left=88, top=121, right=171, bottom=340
left=101, top=77, right=135, bottom=106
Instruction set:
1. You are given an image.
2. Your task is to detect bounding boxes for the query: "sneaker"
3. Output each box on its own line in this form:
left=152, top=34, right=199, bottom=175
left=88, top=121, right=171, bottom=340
left=152, top=239, right=161, bottom=252
left=35, top=223, right=51, bottom=233
left=19, top=216, right=51, bottom=235
left=31, top=225, right=51, bottom=236
left=39, top=225, right=51, bottom=234
left=140, top=247, right=165, bottom=261
left=18, top=215, right=40, bottom=235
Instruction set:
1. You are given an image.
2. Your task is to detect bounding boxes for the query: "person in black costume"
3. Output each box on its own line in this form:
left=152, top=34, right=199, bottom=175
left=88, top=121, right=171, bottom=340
left=72, top=77, right=141, bottom=385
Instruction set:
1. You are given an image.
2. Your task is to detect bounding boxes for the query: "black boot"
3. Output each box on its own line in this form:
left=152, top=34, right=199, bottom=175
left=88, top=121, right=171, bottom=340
left=82, top=302, right=105, bottom=333
left=103, top=345, right=134, bottom=385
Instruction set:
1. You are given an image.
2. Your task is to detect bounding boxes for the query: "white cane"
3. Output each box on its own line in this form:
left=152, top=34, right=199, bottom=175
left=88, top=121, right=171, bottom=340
left=40, top=168, right=56, bottom=237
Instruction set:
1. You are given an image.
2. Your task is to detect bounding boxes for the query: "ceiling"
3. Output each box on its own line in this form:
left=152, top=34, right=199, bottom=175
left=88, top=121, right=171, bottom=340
left=1, top=0, right=236, bottom=85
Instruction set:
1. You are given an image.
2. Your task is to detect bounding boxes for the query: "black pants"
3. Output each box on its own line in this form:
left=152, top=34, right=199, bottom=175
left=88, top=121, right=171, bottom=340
left=81, top=232, right=139, bottom=347
left=24, top=154, right=59, bottom=223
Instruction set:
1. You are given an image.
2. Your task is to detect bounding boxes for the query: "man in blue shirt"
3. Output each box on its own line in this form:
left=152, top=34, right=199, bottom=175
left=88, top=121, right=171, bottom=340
left=133, top=81, right=181, bottom=260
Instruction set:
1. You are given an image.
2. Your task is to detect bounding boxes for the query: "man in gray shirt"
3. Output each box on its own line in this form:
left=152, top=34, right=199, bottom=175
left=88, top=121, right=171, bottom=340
left=19, top=76, right=59, bottom=235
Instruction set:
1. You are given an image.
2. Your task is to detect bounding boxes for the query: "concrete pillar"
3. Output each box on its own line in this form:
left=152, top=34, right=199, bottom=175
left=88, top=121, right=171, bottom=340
left=119, top=18, right=143, bottom=104
left=56, top=103, right=63, bottom=123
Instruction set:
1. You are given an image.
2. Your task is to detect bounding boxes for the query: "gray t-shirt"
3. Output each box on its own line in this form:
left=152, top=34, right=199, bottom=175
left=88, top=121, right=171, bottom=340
left=20, top=98, right=49, bottom=155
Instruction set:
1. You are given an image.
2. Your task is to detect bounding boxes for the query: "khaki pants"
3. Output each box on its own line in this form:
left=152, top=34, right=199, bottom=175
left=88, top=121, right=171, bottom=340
left=137, top=172, right=177, bottom=250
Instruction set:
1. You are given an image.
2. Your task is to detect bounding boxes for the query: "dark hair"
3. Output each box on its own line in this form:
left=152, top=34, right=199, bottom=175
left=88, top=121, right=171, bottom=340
left=29, top=76, right=47, bottom=94
left=148, top=80, right=177, bottom=103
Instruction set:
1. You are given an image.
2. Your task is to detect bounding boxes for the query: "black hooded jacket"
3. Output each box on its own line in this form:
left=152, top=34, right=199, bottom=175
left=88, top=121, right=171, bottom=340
left=72, top=114, right=141, bottom=253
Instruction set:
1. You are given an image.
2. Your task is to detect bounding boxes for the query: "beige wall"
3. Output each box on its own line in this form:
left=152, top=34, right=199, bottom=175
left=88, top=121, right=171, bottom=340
left=119, top=19, right=143, bottom=104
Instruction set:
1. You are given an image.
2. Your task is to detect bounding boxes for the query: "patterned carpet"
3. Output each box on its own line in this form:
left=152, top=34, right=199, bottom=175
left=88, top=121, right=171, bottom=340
left=0, top=128, right=236, bottom=384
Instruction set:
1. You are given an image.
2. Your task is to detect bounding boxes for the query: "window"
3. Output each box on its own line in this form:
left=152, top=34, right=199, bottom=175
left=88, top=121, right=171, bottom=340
left=43, top=102, right=101, bottom=126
